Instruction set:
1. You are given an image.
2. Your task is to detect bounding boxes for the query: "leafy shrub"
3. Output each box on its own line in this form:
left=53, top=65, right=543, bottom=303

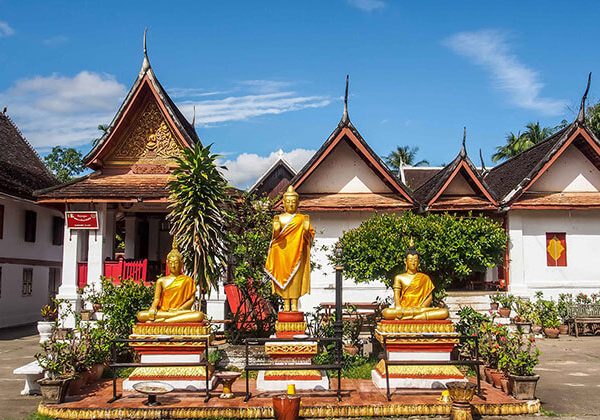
left=498, top=332, right=539, bottom=376
left=534, top=292, right=561, bottom=328
left=331, top=212, right=507, bottom=300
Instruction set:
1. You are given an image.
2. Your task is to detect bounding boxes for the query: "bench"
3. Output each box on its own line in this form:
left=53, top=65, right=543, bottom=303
left=13, top=360, right=43, bottom=395
left=567, top=304, right=600, bottom=337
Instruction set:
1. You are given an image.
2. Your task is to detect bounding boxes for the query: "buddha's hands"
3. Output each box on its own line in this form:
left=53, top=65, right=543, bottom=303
left=149, top=307, right=157, bottom=320
left=273, top=215, right=281, bottom=234
left=303, top=215, right=311, bottom=232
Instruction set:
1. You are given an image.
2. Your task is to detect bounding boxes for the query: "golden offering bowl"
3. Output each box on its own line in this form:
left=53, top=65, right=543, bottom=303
left=446, top=381, right=477, bottom=403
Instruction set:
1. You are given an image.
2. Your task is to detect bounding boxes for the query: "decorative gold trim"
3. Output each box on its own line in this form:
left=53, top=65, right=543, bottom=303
left=264, top=369, right=322, bottom=378
left=374, top=360, right=463, bottom=378
left=131, top=324, right=211, bottom=336
left=265, top=343, right=317, bottom=355
left=129, top=366, right=208, bottom=378
left=376, top=322, right=456, bottom=334
left=38, top=400, right=540, bottom=419
left=275, top=321, right=307, bottom=332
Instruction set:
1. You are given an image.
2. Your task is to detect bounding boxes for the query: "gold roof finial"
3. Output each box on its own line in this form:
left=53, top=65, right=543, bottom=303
left=140, top=28, right=151, bottom=74
left=409, top=237, right=414, bottom=247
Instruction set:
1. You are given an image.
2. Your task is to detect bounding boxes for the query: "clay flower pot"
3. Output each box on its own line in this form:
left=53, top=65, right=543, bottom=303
left=500, top=376, right=510, bottom=394
left=490, top=302, right=499, bottom=311
left=544, top=327, right=560, bottom=339
left=80, top=310, right=93, bottom=321
left=343, top=344, right=359, bottom=356
left=489, top=369, right=504, bottom=388
left=91, top=364, right=105, bottom=382
left=558, top=324, right=569, bottom=335
left=484, top=367, right=494, bottom=384
left=68, top=375, right=86, bottom=395
left=532, top=325, right=543, bottom=335
left=508, top=374, right=539, bottom=400
left=498, top=307, right=512, bottom=318
left=273, top=394, right=301, bottom=420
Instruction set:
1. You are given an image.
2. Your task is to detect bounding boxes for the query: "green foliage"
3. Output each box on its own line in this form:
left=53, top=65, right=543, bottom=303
left=585, top=101, right=600, bottom=139
left=492, top=122, right=554, bottom=162
left=98, top=278, right=154, bottom=352
left=167, top=143, right=231, bottom=294
left=534, top=292, right=561, bottom=328
left=478, top=321, right=511, bottom=369
left=331, top=212, right=507, bottom=299
left=495, top=293, right=516, bottom=309
left=513, top=297, right=537, bottom=324
left=341, top=357, right=378, bottom=379
left=497, top=331, right=539, bottom=377
left=455, top=307, right=490, bottom=337
left=207, top=349, right=224, bottom=368
left=385, top=145, right=429, bottom=171
left=43, top=146, right=85, bottom=183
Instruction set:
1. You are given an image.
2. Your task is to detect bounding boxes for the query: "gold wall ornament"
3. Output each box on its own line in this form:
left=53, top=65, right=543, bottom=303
left=106, top=100, right=183, bottom=166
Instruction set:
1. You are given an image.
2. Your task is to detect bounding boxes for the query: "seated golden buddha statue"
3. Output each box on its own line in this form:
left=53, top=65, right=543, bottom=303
left=136, top=239, right=205, bottom=323
left=382, top=240, right=449, bottom=321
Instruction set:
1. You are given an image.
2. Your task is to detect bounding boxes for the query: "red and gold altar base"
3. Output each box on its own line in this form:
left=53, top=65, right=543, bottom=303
left=123, top=322, right=215, bottom=391
left=372, top=319, right=465, bottom=389
left=257, top=312, right=329, bottom=391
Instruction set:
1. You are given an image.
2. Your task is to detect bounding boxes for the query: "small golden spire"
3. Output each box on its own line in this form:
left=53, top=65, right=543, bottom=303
left=409, top=237, right=414, bottom=247
left=283, top=185, right=299, bottom=199
left=167, top=236, right=182, bottom=260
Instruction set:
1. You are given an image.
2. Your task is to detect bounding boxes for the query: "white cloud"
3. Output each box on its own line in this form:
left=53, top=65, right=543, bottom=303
left=178, top=92, right=331, bottom=125
left=0, top=71, right=126, bottom=149
left=0, top=21, right=15, bottom=37
left=220, top=148, right=315, bottom=188
left=443, top=30, right=567, bottom=116
left=347, top=0, right=385, bottom=12
left=42, top=35, right=69, bottom=46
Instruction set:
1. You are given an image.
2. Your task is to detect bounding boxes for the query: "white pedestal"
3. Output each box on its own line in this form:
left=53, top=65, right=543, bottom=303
left=371, top=369, right=465, bottom=390
left=13, top=361, right=43, bottom=395
left=256, top=370, right=329, bottom=392
left=124, top=377, right=216, bottom=391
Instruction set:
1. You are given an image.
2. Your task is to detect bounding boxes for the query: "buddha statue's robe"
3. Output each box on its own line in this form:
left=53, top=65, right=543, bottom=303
left=158, top=274, right=196, bottom=311
left=265, top=213, right=314, bottom=300
left=398, top=272, right=434, bottom=307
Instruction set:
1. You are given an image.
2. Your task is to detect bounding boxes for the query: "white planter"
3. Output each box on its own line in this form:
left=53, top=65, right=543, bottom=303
left=37, top=321, right=54, bottom=344
left=94, top=312, right=105, bottom=321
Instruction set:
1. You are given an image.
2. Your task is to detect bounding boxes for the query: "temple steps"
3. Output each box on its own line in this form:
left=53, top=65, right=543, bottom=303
left=445, top=292, right=493, bottom=321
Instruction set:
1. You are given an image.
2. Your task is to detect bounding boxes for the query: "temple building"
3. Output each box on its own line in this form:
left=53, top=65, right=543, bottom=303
left=0, top=110, right=63, bottom=328
left=35, top=40, right=226, bottom=326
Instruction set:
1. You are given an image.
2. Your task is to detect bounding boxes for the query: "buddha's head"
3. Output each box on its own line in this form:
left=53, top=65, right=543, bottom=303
left=282, top=185, right=299, bottom=213
left=404, top=239, right=419, bottom=273
left=167, top=238, right=183, bottom=275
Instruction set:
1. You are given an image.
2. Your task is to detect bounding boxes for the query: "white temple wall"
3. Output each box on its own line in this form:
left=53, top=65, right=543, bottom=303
left=530, top=146, right=600, bottom=192
left=508, top=209, right=600, bottom=299
left=299, top=210, right=394, bottom=313
left=0, top=194, right=63, bottom=328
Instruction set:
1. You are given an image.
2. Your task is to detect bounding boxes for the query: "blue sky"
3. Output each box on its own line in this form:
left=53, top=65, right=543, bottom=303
left=1, top=0, right=600, bottom=187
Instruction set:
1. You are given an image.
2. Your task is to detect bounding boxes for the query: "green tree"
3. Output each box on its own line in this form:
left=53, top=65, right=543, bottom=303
left=385, top=145, right=429, bottom=172
left=492, top=122, right=553, bottom=162
left=330, top=212, right=507, bottom=300
left=43, top=146, right=85, bottom=183
left=93, top=124, right=109, bottom=146
left=167, top=143, right=231, bottom=296
left=585, top=101, right=600, bottom=138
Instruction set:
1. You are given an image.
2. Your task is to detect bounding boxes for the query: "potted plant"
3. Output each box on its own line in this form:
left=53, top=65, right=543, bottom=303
left=38, top=304, right=57, bottom=344
left=537, top=296, right=561, bottom=338
left=489, top=293, right=502, bottom=311
left=207, top=349, right=224, bottom=375
left=513, top=298, right=534, bottom=334
left=496, top=294, right=515, bottom=318
left=557, top=293, right=573, bottom=335
left=506, top=334, right=540, bottom=400
left=35, top=325, right=74, bottom=404
left=342, top=307, right=364, bottom=356
left=478, top=321, right=510, bottom=388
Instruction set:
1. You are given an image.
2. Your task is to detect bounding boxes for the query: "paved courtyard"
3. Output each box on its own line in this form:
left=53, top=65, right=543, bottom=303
left=0, top=327, right=599, bottom=419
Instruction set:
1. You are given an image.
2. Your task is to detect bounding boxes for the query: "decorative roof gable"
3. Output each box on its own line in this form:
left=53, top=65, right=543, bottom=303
left=85, top=34, right=198, bottom=170
left=414, top=131, right=498, bottom=211
left=249, top=152, right=296, bottom=197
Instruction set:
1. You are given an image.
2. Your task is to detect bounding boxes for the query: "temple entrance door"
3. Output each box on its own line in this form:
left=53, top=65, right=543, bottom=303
left=136, top=219, right=149, bottom=260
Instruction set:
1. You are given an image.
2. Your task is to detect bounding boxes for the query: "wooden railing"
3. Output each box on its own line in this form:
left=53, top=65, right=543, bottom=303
left=77, top=259, right=149, bottom=287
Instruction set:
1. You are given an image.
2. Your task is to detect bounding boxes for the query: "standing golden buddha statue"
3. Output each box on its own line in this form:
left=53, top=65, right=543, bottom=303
left=264, top=185, right=314, bottom=312
left=382, top=239, right=449, bottom=320
left=136, top=239, right=205, bottom=323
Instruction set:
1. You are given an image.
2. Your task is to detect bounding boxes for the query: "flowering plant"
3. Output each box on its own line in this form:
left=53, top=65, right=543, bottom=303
left=498, top=331, right=539, bottom=376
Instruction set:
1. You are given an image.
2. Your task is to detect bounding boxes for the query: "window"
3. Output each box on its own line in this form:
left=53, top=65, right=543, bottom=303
left=48, top=267, right=61, bottom=303
left=22, top=268, right=33, bottom=296
left=546, top=232, right=567, bottom=267
left=0, top=204, right=4, bottom=239
left=52, top=217, right=64, bottom=246
left=24, top=210, right=37, bottom=243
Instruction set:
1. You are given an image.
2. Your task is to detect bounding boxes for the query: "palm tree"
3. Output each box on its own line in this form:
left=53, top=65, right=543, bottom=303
left=492, top=122, right=553, bottom=162
left=167, top=143, right=231, bottom=297
left=385, top=146, right=429, bottom=172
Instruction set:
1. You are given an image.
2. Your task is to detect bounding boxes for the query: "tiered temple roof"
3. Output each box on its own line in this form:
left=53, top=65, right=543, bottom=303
left=0, top=110, right=57, bottom=200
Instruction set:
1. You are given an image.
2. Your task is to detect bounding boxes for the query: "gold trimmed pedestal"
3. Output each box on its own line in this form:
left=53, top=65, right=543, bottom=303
left=257, top=312, right=329, bottom=391
left=123, top=322, right=215, bottom=391
left=372, top=319, right=465, bottom=389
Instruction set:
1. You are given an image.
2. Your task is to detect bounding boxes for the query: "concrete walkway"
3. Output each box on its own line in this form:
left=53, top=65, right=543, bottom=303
left=1, top=327, right=599, bottom=419
left=0, top=325, right=40, bottom=420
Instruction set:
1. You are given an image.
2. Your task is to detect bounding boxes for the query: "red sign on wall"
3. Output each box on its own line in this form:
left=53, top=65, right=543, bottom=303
left=66, top=211, right=99, bottom=230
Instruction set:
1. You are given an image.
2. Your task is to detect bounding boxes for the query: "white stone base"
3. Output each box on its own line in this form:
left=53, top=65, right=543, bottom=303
left=371, top=369, right=466, bottom=390
left=140, top=353, right=201, bottom=364
left=124, top=376, right=216, bottom=392
left=388, top=351, right=450, bottom=361
left=13, top=361, right=43, bottom=395
left=256, top=370, right=329, bottom=392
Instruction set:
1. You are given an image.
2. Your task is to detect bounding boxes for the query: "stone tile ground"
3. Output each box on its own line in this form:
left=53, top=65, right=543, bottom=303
left=0, top=327, right=599, bottom=419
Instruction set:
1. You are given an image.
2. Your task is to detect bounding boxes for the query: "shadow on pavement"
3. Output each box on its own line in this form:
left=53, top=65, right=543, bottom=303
left=0, top=324, right=37, bottom=340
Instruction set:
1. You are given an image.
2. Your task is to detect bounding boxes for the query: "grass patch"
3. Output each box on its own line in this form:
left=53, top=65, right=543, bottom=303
left=342, top=358, right=378, bottom=379
left=540, top=407, right=559, bottom=417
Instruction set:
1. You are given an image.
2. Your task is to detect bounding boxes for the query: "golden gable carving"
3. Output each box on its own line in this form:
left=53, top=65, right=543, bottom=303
left=106, top=100, right=183, bottom=165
